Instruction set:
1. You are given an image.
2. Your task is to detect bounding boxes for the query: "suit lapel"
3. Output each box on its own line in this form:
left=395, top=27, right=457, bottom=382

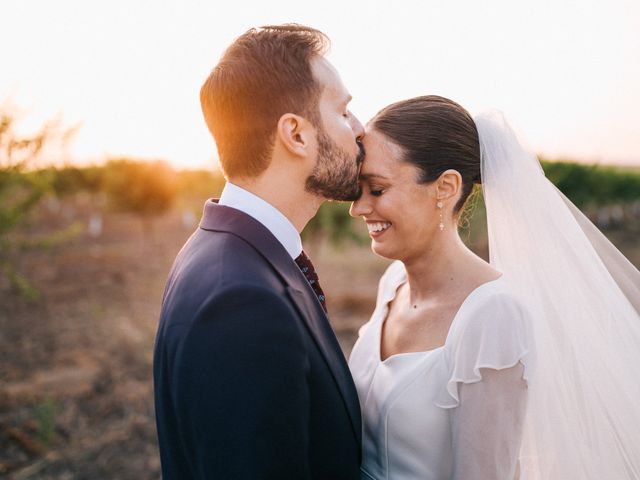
left=285, top=286, right=362, bottom=444
left=199, top=200, right=362, bottom=444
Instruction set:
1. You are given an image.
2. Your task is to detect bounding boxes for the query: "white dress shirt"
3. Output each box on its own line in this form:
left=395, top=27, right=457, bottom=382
left=218, top=182, right=303, bottom=260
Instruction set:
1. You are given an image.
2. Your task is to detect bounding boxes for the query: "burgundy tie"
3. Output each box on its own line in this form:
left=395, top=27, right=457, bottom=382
left=294, top=250, right=328, bottom=313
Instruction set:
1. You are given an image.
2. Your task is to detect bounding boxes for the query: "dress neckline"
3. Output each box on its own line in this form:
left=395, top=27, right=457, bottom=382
left=377, top=268, right=504, bottom=364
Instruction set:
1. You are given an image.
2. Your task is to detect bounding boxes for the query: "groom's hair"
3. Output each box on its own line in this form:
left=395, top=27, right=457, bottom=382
left=200, top=24, right=329, bottom=179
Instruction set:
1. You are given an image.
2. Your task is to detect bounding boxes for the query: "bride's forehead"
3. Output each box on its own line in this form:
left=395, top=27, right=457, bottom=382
left=360, top=152, right=411, bottom=180
left=362, top=131, right=404, bottom=163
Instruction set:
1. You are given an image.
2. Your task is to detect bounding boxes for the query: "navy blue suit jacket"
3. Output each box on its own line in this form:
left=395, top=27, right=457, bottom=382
left=153, top=200, right=362, bottom=479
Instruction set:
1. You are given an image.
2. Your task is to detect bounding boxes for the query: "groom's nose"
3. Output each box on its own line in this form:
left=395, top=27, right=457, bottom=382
left=350, top=113, right=364, bottom=141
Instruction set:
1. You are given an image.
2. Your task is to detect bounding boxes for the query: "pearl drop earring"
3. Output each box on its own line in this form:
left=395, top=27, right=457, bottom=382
left=437, top=200, right=444, bottom=231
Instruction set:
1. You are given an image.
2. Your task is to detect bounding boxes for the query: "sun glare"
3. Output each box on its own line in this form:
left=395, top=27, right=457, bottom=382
left=1, top=0, right=639, bottom=169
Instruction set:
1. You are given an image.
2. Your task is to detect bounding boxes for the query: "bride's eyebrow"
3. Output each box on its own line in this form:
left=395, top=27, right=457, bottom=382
left=360, top=173, right=389, bottom=180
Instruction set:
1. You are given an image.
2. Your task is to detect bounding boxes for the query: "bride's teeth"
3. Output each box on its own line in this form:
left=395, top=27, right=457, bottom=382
left=367, top=222, right=391, bottom=233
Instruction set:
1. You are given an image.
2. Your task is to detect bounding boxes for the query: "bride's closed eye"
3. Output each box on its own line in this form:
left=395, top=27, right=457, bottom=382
left=369, top=187, right=385, bottom=197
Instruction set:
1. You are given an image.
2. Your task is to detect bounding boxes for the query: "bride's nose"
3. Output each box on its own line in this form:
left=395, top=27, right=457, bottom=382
left=350, top=195, right=371, bottom=218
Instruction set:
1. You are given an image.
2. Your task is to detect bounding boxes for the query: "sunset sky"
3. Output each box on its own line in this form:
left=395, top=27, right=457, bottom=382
left=2, top=0, right=639, bottom=169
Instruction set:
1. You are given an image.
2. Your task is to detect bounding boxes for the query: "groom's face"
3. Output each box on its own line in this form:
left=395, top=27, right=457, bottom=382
left=304, top=58, right=365, bottom=201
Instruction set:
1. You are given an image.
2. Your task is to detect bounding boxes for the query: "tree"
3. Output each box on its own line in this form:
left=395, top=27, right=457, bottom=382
left=0, top=111, right=73, bottom=298
left=102, top=159, right=177, bottom=241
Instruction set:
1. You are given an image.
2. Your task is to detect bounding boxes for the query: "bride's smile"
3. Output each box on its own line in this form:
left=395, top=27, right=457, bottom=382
left=350, top=128, right=454, bottom=263
left=365, top=221, right=392, bottom=236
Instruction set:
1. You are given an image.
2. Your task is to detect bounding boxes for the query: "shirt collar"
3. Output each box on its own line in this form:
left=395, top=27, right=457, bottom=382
left=218, top=182, right=303, bottom=259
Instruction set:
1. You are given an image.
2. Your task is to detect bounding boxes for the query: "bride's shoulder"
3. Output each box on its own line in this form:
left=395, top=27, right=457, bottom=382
left=471, top=278, right=528, bottom=313
left=354, top=262, right=405, bottom=340
left=448, top=279, right=533, bottom=345
left=375, top=260, right=406, bottom=301
left=437, top=280, right=537, bottom=408
left=379, top=260, right=406, bottom=289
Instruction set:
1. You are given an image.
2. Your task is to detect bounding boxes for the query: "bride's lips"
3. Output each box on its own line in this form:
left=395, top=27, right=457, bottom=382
left=365, top=220, right=392, bottom=238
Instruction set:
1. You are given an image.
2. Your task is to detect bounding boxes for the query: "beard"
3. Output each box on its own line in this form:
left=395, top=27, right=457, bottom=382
left=305, top=128, right=365, bottom=201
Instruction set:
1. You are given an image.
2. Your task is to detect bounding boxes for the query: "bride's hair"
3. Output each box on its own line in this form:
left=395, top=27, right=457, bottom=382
left=370, top=95, right=480, bottom=213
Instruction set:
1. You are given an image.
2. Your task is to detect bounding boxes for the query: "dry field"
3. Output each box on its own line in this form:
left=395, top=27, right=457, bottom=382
left=0, top=199, right=638, bottom=479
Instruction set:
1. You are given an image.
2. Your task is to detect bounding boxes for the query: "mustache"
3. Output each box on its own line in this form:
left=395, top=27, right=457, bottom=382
left=356, top=139, right=366, bottom=165
left=343, top=142, right=365, bottom=202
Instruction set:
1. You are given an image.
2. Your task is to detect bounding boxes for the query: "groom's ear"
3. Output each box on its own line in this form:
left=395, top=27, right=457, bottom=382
left=436, top=169, right=463, bottom=202
left=276, top=113, right=313, bottom=158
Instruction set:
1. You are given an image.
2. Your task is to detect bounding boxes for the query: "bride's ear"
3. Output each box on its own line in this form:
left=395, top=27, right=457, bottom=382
left=436, top=169, right=462, bottom=204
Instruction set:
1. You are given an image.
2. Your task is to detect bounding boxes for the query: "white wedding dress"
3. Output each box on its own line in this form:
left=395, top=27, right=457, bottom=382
left=349, top=110, right=640, bottom=479
left=349, top=261, right=535, bottom=480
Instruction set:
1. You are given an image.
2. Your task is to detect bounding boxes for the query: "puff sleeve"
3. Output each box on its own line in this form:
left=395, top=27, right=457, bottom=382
left=437, top=291, right=535, bottom=480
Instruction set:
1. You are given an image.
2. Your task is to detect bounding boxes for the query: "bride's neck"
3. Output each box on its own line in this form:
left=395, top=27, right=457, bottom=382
left=402, top=232, right=479, bottom=303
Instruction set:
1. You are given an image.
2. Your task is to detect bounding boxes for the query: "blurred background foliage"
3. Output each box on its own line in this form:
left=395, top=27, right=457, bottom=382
left=0, top=112, right=79, bottom=299
left=541, top=159, right=640, bottom=208
left=2, top=106, right=640, bottom=300
left=1, top=109, right=639, bottom=478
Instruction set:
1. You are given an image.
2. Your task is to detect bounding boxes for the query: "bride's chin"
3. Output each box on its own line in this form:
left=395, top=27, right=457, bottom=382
left=371, top=242, right=396, bottom=260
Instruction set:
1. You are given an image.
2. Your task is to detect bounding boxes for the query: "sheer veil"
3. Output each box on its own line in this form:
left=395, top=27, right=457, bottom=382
left=475, top=111, right=640, bottom=479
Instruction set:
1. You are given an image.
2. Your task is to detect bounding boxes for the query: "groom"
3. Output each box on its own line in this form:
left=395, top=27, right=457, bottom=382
left=153, top=25, right=364, bottom=479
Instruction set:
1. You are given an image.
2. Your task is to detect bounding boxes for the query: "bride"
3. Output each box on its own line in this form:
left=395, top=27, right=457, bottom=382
left=348, top=95, right=640, bottom=479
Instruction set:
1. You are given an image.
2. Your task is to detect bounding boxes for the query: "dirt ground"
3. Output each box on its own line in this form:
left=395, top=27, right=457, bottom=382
left=0, top=200, right=638, bottom=479
left=0, top=202, right=390, bottom=479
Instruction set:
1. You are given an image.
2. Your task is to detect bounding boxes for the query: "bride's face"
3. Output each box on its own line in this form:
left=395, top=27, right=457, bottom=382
left=350, top=128, right=441, bottom=262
